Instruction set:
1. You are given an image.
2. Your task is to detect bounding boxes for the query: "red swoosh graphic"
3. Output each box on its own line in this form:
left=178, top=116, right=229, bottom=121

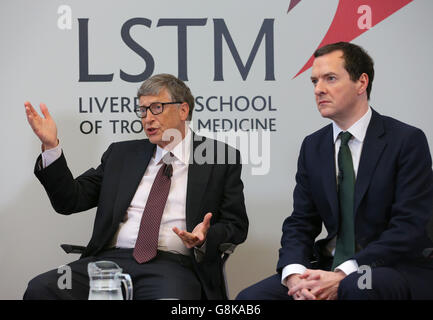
left=290, top=0, right=414, bottom=78
left=287, top=0, right=302, bottom=13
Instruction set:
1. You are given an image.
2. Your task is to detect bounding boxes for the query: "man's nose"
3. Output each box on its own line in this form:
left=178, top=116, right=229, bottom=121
left=142, top=109, right=156, bottom=124
left=314, top=80, right=326, bottom=96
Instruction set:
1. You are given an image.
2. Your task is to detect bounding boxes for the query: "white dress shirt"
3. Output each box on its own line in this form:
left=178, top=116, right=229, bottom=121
left=282, top=107, right=372, bottom=285
left=42, top=129, right=194, bottom=256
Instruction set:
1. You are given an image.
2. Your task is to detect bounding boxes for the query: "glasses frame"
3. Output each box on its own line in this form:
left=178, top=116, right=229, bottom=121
left=135, top=101, right=183, bottom=118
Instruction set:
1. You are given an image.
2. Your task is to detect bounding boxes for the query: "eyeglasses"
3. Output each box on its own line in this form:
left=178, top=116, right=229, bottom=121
left=134, top=101, right=183, bottom=118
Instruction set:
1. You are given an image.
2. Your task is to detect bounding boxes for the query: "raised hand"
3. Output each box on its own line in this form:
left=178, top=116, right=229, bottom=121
left=24, top=101, right=58, bottom=150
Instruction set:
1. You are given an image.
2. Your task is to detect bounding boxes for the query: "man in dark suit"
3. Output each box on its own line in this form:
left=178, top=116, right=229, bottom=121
left=237, top=42, right=433, bottom=300
left=23, top=73, right=248, bottom=300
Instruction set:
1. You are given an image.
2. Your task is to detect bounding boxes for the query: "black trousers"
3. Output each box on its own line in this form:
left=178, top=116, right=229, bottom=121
left=236, top=267, right=413, bottom=300
left=23, top=248, right=202, bottom=300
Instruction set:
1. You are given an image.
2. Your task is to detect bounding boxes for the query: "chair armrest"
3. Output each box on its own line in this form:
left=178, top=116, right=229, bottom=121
left=219, top=243, right=237, bottom=263
left=219, top=243, right=236, bottom=255
left=60, top=244, right=86, bottom=254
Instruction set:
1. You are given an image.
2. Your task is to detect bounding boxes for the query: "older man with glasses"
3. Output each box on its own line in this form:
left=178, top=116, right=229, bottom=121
left=23, top=73, right=249, bottom=300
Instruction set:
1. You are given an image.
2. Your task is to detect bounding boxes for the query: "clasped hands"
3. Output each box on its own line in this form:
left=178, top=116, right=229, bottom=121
left=287, top=269, right=346, bottom=300
left=173, top=212, right=212, bottom=249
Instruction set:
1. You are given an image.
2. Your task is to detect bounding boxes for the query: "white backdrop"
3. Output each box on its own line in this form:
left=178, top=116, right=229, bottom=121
left=1, top=0, right=432, bottom=299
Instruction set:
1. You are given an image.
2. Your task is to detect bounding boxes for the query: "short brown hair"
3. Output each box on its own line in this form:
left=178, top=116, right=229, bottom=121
left=314, top=42, right=374, bottom=100
left=137, top=73, right=195, bottom=120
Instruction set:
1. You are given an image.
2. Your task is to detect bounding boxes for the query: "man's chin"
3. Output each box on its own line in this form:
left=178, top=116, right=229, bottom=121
left=147, top=135, right=160, bottom=145
left=318, top=107, right=334, bottom=119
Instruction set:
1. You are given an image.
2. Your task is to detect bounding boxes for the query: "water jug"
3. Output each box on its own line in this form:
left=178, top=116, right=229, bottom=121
left=87, top=261, right=133, bottom=300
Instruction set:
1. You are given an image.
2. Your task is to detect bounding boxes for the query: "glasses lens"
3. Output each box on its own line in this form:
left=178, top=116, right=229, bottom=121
left=150, top=103, right=163, bottom=115
left=136, top=107, right=146, bottom=118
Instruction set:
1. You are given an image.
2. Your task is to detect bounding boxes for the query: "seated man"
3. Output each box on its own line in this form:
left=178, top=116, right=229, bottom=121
left=23, top=73, right=249, bottom=300
left=237, top=42, right=433, bottom=300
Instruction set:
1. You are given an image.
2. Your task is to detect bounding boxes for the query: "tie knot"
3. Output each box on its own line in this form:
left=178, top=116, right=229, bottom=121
left=162, top=152, right=175, bottom=165
left=161, top=152, right=174, bottom=178
left=339, top=131, right=352, bottom=146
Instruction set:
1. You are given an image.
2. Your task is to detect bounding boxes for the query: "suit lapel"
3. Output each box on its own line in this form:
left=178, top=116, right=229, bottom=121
left=354, top=109, right=387, bottom=217
left=112, top=141, right=155, bottom=226
left=319, top=125, right=340, bottom=223
left=185, top=134, right=213, bottom=231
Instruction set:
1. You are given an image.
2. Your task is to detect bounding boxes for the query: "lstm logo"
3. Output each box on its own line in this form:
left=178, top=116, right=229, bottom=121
left=289, top=0, right=414, bottom=78
left=73, top=1, right=414, bottom=83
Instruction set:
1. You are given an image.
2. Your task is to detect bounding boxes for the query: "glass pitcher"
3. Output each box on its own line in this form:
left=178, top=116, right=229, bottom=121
left=87, top=261, right=133, bottom=300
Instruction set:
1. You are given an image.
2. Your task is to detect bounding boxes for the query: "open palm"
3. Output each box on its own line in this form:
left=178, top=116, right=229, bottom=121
left=24, top=101, right=58, bottom=149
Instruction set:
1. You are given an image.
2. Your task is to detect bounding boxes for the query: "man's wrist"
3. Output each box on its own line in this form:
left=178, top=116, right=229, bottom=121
left=42, top=139, right=59, bottom=152
left=281, top=264, right=307, bottom=287
left=334, top=259, right=358, bottom=276
left=334, top=269, right=346, bottom=279
left=285, top=273, right=301, bottom=287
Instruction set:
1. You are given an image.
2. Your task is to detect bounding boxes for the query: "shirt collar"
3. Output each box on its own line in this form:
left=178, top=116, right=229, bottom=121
left=154, top=127, right=192, bottom=165
left=332, top=106, right=372, bottom=143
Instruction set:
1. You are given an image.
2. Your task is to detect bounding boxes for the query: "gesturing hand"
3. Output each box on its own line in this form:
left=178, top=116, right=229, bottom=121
left=24, top=101, right=58, bottom=150
left=173, top=212, right=212, bottom=248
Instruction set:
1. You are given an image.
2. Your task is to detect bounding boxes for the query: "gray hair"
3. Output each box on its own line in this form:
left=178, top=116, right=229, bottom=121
left=137, top=73, right=195, bottom=120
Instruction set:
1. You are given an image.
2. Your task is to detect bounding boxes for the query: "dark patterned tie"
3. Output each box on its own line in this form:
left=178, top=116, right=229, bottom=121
left=133, top=160, right=173, bottom=264
left=332, top=131, right=356, bottom=270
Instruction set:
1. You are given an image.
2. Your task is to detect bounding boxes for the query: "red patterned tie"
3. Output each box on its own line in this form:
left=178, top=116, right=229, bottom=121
left=133, top=161, right=172, bottom=263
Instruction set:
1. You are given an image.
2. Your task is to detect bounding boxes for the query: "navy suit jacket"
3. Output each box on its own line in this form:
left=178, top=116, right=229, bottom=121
left=277, top=109, right=433, bottom=298
left=34, top=134, right=249, bottom=299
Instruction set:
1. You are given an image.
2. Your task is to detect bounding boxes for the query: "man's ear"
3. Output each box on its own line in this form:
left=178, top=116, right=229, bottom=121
left=357, top=73, right=369, bottom=96
left=180, top=102, right=190, bottom=121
